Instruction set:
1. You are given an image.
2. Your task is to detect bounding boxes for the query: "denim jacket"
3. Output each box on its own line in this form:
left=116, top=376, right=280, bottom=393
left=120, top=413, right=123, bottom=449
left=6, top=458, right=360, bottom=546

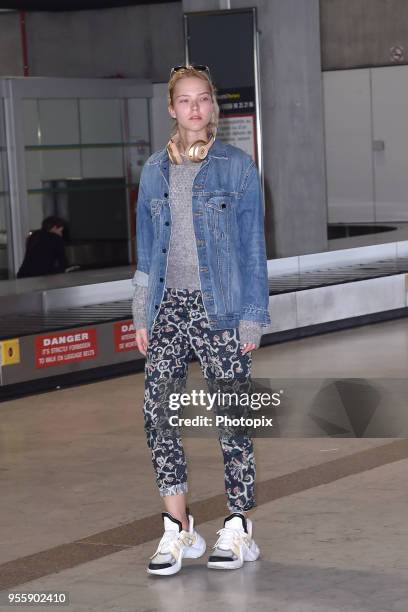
left=132, top=138, right=271, bottom=339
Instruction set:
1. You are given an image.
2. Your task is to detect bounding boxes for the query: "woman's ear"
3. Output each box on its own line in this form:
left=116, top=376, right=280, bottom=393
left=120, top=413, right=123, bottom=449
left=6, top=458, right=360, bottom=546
left=168, top=105, right=176, bottom=119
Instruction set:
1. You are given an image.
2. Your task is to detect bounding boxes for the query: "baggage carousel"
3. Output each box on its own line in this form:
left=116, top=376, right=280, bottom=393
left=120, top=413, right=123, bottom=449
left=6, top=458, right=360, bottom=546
left=1, top=251, right=408, bottom=399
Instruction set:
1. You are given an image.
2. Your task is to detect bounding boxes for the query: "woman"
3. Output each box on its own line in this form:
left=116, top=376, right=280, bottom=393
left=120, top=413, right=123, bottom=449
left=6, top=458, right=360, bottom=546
left=132, top=65, right=270, bottom=576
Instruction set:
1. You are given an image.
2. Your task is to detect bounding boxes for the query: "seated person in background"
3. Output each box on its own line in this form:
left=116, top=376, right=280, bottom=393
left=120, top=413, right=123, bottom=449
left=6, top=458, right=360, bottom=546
left=17, top=216, right=68, bottom=278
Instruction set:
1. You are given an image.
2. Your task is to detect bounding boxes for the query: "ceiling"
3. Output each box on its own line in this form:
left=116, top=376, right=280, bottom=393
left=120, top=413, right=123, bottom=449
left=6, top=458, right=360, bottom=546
left=0, top=0, right=179, bottom=11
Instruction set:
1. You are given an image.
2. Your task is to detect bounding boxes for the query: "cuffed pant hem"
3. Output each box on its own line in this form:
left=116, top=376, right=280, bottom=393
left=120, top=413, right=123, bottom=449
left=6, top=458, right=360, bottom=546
left=159, top=482, right=189, bottom=497
left=227, top=500, right=257, bottom=513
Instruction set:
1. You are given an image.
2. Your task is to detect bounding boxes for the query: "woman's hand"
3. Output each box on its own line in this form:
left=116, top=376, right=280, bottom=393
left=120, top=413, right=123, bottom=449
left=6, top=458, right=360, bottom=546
left=241, top=342, right=256, bottom=355
left=136, top=328, right=148, bottom=356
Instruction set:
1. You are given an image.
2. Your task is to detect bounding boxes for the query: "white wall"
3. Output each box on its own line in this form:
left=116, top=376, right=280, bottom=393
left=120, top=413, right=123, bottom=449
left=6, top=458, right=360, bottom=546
left=324, top=64, right=408, bottom=223
left=323, top=69, right=374, bottom=223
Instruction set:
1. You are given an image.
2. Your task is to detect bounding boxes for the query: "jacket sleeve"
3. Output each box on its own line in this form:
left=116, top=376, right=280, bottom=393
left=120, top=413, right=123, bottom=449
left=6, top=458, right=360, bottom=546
left=132, top=167, right=153, bottom=289
left=237, top=161, right=271, bottom=327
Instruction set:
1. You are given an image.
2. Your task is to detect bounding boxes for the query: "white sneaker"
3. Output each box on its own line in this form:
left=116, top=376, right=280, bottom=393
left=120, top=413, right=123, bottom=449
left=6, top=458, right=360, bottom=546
left=147, top=512, right=206, bottom=576
left=207, top=512, right=260, bottom=570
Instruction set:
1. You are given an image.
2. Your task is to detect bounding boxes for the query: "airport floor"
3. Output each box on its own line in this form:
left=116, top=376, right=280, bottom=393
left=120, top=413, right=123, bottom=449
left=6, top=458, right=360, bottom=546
left=1, top=318, right=408, bottom=612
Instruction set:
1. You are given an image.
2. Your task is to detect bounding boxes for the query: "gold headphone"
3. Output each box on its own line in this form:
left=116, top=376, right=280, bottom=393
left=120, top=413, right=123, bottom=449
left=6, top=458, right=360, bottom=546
left=166, top=130, right=216, bottom=165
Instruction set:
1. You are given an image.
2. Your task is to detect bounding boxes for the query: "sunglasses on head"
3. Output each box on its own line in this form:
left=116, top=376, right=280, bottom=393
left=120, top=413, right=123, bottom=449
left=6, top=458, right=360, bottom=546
left=170, top=64, right=211, bottom=77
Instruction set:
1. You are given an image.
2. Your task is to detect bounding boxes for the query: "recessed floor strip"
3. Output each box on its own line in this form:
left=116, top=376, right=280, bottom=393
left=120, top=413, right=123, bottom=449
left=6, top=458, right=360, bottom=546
left=1, top=438, right=408, bottom=591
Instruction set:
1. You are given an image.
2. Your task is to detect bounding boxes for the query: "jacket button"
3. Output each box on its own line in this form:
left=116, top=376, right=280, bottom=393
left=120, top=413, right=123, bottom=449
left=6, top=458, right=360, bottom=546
left=162, top=248, right=166, bottom=253
left=165, top=221, right=169, bottom=226
left=221, top=203, right=226, bottom=208
left=160, top=277, right=164, bottom=282
left=164, top=192, right=168, bottom=198
left=155, top=305, right=159, bottom=309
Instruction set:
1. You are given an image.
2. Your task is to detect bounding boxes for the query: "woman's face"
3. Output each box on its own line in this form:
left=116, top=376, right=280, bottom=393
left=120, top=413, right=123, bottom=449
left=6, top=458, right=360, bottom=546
left=169, top=76, right=213, bottom=135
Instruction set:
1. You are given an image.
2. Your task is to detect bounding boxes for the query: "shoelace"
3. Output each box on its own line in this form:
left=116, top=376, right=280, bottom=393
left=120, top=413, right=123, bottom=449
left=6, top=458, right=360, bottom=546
left=150, top=530, right=194, bottom=560
left=212, top=527, right=250, bottom=557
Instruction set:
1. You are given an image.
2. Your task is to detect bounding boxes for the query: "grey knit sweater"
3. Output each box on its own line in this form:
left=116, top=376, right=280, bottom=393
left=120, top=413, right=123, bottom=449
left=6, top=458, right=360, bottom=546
left=132, top=157, right=263, bottom=348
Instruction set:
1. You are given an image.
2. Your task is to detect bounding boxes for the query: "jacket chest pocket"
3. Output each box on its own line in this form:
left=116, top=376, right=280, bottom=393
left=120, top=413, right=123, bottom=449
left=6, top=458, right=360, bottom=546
left=204, top=196, right=231, bottom=238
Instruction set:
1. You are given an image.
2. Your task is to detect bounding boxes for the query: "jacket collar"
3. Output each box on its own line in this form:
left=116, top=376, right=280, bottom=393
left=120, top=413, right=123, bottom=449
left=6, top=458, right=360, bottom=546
left=207, top=137, right=228, bottom=159
left=148, top=137, right=228, bottom=165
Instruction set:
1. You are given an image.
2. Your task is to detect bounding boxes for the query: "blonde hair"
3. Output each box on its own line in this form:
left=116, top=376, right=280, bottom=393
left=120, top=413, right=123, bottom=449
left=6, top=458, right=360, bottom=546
left=167, top=65, right=219, bottom=139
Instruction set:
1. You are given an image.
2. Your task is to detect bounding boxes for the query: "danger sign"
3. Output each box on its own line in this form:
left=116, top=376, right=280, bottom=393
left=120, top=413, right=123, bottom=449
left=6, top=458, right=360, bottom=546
left=35, top=328, right=97, bottom=368
left=113, top=320, right=137, bottom=352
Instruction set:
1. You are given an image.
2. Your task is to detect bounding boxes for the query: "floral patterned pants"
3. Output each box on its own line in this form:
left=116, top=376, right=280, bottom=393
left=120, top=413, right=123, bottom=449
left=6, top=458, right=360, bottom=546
left=143, top=287, right=256, bottom=513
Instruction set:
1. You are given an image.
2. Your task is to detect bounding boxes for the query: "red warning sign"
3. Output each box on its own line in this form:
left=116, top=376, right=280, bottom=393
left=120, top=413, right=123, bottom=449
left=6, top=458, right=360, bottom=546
left=35, top=328, right=97, bottom=368
left=113, top=320, right=137, bottom=352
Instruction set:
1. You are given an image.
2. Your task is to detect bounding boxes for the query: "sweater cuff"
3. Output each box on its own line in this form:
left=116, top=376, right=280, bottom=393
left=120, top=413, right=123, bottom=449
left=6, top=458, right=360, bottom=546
left=238, top=319, right=263, bottom=348
left=132, top=285, right=148, bottom=330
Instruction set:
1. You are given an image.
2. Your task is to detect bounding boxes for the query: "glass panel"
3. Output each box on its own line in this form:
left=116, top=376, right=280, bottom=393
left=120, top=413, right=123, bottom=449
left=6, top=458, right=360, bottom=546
left=42, top=150, right=81, bottom=180
left=127, top=98, right=150, bottom=143
left=38, top=99, right=80, bottom=145
left=81, top=148, right=123, bottom=178
left=79, top=99, right=122, bottom=144
left=27, top=194, right=44, bottom=231
left=22, top=99, right=40, bottom=146
left=125, top=98, right=150, bottom=183
left=26, top=150, right=82, bottom=187
left=46, top=178, right=129, bottom=269
left=25, top=151, right=42, bottom=190
left=21, top=94, right=150, bottom=272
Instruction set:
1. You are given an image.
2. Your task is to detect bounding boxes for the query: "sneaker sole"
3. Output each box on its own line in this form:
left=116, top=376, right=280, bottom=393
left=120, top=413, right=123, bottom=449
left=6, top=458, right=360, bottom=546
left=147, top=561, right=183, bottom=576
left=147, top=533, right=206, bottom=576
left=207, top=559, right=243, bottom=570
left=207, top=543, right=260, bottom=570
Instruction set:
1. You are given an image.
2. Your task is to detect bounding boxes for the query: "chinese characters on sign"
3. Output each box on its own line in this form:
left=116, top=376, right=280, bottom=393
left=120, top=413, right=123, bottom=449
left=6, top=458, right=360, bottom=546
left=216, top=87, right=257, bottom=162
